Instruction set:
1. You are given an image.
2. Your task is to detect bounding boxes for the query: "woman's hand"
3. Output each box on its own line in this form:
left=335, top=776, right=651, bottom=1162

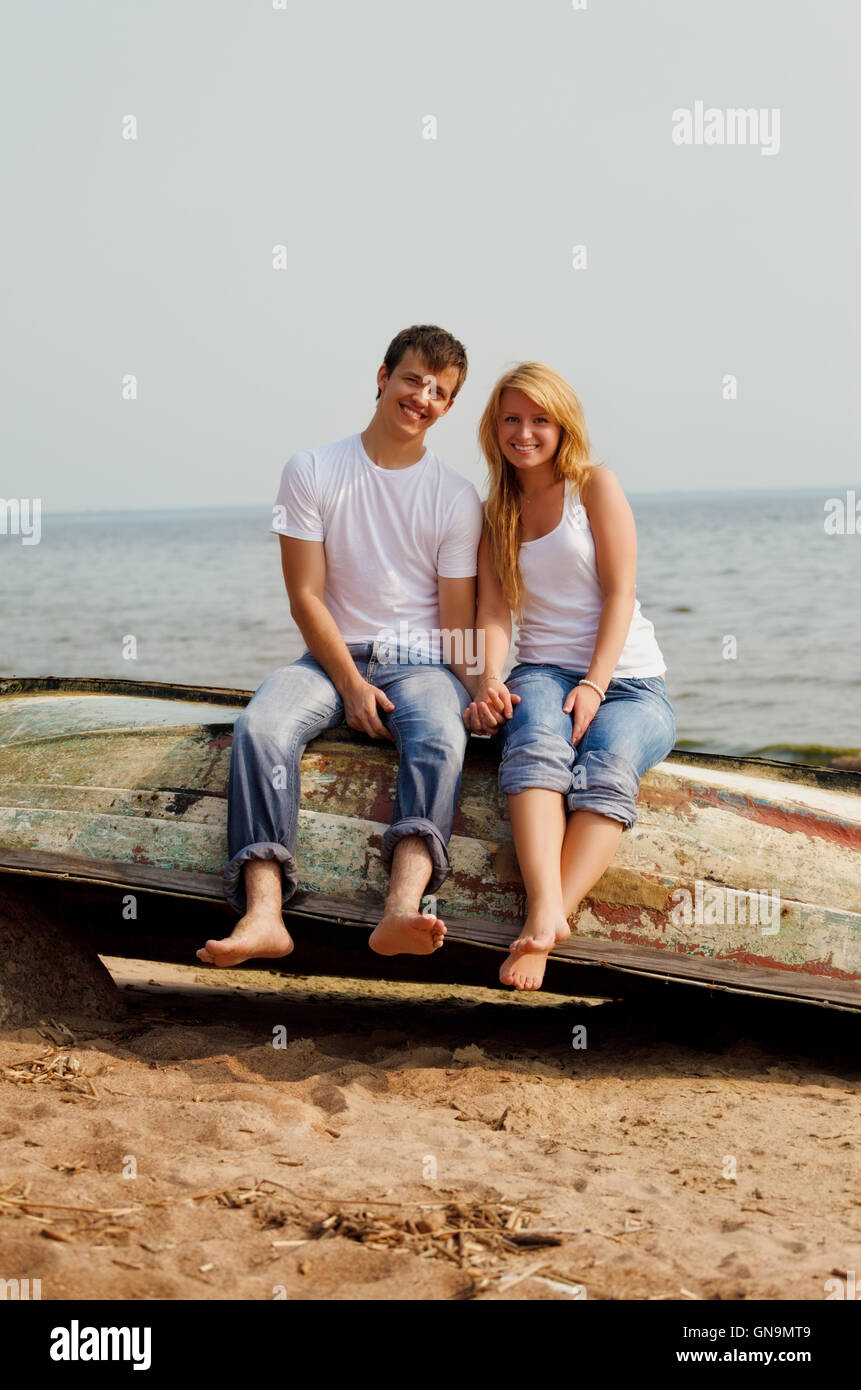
left=562, top=683, right=602, bottom=745
left=463, top=677, right=521, bottom=735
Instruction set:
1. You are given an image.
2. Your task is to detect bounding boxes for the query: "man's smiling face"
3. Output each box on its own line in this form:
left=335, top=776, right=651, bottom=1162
left=377, top=348, right=460, bottom=437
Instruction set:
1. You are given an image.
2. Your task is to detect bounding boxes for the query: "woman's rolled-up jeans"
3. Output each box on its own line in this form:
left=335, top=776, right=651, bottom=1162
left=496, top=664, right=676, bottom=826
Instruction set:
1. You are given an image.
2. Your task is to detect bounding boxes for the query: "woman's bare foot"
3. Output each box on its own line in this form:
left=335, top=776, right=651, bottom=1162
left=500, top=949, right=549, bottom=991
left=508, top=905, right=571, bottom=955
left=196, top=912, right=294, bottom=967
left=369, top=907, right=446, bottom=956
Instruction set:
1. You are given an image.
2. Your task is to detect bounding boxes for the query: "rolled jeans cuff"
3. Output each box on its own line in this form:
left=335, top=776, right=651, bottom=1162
left=498, top=736, right=573, bottom=797
left=566, top=750, right=642, bottom=828
left=222, top=842, right=298, bottom=915
left=380, top=818, right=452, bottom=893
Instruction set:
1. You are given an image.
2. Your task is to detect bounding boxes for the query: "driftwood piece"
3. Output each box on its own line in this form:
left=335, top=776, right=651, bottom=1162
left=0, top=880, right=125, bottom=1029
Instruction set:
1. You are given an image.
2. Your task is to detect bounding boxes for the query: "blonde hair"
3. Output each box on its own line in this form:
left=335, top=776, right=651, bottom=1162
left=479, top=362, right=596, bottom=617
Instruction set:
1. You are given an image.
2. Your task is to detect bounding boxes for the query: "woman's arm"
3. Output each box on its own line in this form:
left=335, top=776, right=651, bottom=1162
left=580, top=467, right=638, bottom=692
left=561, top=468, right=638, bottom=744
left=464, top=531, right=520, bottom=730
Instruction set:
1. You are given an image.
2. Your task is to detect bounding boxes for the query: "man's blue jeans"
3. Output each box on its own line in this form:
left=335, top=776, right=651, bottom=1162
left=497, top=665, right=677, bottom=827
left=223, top=642, right=471, bottom=915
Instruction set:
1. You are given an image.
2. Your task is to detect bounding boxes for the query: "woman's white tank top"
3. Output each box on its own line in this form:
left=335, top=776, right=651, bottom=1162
left=514, top=479, right=666, bottom=678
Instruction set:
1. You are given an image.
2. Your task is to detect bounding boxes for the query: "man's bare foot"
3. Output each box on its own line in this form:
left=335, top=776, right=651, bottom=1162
left=196, top=912, right=294, bottom=967
left=368, top=908, right=446, bottom=956
left=500, top=949, right=549, bottom=991
left=508, top=906, right=571, bottom=955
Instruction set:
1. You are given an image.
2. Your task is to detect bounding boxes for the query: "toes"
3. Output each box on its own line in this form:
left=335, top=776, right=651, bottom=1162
left=498, top=956, right=546, bottom=990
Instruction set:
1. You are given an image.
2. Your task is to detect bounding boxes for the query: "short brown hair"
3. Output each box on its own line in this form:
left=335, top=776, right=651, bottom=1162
left=375, top=324, right=468, bottom=401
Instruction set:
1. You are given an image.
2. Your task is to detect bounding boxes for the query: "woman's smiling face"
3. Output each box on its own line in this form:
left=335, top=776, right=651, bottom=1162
left=497, top=388, right=561, bottom=474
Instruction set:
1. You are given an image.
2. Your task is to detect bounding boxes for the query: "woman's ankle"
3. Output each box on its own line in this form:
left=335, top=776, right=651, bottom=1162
left=525, top=897, right=566, bottom=919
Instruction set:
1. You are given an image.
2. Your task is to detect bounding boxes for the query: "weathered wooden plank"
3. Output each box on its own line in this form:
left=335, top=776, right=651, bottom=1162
left=0, top=675, right=250, bottom=707
left=1, top=790, right=858, bottom=981
left=2, top=849, right=860, bottom=1009
left=2, top=760, right=860, bottom=916
left=3, top=675, right=859, bottom=794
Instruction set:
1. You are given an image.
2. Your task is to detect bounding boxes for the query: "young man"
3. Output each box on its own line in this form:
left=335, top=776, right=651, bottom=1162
left=198, top=325, right=482, bottom=968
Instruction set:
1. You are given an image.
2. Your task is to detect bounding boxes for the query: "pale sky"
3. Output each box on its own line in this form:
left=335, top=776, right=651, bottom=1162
left=3, top=0, right=859, bottom=511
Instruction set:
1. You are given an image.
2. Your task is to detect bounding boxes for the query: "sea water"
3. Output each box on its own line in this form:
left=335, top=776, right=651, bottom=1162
left=1, top=489, right=858, bottom=763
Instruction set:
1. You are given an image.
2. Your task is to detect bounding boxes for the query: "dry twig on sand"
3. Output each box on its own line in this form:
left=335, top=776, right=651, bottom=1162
left=1, top=1047, right=99, bottom=1098
left=302, top=1196, right=555, bottom=1279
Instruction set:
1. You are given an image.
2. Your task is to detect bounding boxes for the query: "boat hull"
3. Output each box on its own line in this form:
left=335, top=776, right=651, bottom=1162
left=1, top=676, right=860, bottom=1009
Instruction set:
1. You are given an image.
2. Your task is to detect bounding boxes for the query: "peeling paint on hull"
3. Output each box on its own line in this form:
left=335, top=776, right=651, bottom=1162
left=1, top=680, right=860, bottom=1004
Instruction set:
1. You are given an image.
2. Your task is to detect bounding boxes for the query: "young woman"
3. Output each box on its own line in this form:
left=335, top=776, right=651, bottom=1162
left=465, top=363, right=676, bottom=991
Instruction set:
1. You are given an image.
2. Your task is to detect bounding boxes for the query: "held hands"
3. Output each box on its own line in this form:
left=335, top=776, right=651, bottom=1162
left=463, top=677, right=521, bottom=735
left=463, top=676, right=602, bottom=741
left=563, top=683, right=602, bottom=745
left=343, top=677, right=396, bottom=741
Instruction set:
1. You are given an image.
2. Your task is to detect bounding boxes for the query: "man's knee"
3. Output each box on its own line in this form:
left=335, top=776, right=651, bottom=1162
left=390, top=685, right=469, bottom=759
left=233, top=701, right=290, bottom=751
left=232, top=704, right=262, bottom=747
left=236, top=671, right=338, bottom=750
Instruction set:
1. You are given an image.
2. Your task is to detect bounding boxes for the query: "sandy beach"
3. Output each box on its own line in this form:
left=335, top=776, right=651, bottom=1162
left=1, top=958, right=859, bottom=1302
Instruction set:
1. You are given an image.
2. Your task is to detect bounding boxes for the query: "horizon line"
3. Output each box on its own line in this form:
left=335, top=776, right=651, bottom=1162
left=31, top=483, right=860, bottom=518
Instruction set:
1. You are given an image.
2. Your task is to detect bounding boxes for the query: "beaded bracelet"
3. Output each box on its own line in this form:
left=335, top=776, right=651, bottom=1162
left=578, top=678, right=606, bottom=702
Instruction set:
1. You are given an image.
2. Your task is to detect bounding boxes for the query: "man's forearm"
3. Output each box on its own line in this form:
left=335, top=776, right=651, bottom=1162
left=291, top=594, right=365, bottom=695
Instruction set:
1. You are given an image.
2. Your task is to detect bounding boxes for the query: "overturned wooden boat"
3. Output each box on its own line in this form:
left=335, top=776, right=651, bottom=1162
left=1, top=675, right=860, bottom=1010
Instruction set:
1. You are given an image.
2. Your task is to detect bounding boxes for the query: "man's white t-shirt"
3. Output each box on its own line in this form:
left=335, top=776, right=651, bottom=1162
left=270, top=433, right=483, bottom=658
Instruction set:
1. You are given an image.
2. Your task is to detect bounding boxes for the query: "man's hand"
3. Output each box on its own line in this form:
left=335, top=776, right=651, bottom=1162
left=463, top=677, right=520, bottom=735
left=562, top=683, right=602, bottom=745
left=343, top=676, right=396, bottom=741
